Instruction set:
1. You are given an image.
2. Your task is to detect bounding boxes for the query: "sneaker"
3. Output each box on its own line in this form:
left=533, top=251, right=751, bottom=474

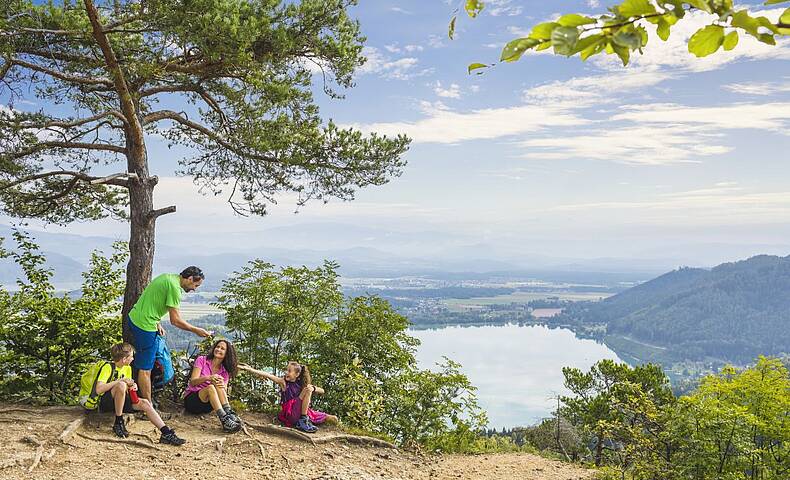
left=160, top=429, right=187, bottom=446
left=113, top=421, right=129, bottom=438
left=295, top=416, right=317, bottom=433
left=221, top=414, right=242, bottom=433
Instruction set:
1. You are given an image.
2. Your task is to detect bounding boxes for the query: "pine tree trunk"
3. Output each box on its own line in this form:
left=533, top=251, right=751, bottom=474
left=121, top=132, right=156, bottom=343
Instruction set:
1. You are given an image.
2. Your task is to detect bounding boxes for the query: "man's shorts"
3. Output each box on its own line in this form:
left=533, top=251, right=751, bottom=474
left=128, top=315, right=160, bottom=371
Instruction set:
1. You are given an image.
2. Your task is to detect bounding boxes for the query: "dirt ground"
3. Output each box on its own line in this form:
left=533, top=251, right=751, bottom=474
left=0, top=405, right=595, bottom=480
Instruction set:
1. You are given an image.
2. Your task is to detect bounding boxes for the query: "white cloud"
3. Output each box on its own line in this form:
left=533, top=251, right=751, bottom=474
left=587, top=0, right=600, bottom=7
left=723, top=79, right=790, bottom=96
left=358, top=47, right=424, bottom=80
left=612, top=102, right=790, bottom=133
left=390, top=7, right=412, bottom=15
left=427, top=35, right=445, bottom=49
left=486, top=0, right=523, bottom=17
left=519, top=124, right=731, bottom=165
left=433, top=81, right=462, bottom=99
left=347, top=101, right=588, bottom=144
left=523, top=69, right=672, bottom=107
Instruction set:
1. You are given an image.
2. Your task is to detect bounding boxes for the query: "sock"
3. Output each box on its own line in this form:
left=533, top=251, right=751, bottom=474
left=115, top=415, right=124, bottom=425
left=215, top=408, right=227, bottom=419
left=300, top=414, right=308, bottom=420
left=222, top=403, right=231, bottom=411
left=160, top=425, right=173, bottom=434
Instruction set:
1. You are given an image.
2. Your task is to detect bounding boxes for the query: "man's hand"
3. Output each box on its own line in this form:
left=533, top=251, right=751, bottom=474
left=193, top=327, right=211, bottom=338
left=122, top=378, right=135, bottom=387
left=157, top=322, right=166, bottom=337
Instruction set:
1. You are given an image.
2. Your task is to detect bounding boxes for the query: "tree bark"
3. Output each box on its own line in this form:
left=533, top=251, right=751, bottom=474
left=120, top=134, right=155, bottom=343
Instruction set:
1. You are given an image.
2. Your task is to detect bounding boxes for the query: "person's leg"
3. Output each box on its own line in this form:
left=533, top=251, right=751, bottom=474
left=133, top=398, right=165, bottom=429
left=112, top=381, right=128, bottom=415
left=298, top=386, right=314, bottom=416
left=137, top=370, right=152, bottom=403
left=215, top=383, right=229, bottom=405
left=197, top=384, right=224, bottom=412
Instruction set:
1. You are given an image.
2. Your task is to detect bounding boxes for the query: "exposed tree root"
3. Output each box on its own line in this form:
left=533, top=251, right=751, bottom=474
left=314, top=434, right=397, bottom=449
left=76, top=432, right=161, bottom=451
left=59, top=416, right=85, bottom=443
left=245, top=422, right=316, bottom=445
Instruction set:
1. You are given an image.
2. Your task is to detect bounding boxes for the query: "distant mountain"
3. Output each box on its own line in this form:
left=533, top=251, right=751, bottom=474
left=568, top=255, right=790, bottom=363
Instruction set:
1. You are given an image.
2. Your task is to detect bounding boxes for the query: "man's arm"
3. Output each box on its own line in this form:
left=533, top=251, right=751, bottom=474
left=168, top=307, right=211, bottom=337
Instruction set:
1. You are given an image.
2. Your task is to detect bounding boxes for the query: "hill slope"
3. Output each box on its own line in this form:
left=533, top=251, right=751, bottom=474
left=569, top=255, right=790, bottom=363
left=0, top=405, right=593, bottom=480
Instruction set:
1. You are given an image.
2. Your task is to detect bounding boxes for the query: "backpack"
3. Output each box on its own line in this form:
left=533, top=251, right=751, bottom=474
left=78, top=361, right=115, bottom=410
left=152, top=339, right=174, bottom=389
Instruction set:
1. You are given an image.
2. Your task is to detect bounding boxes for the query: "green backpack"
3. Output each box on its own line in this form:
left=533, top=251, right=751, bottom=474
left=78, top=361, right=115, bottom=410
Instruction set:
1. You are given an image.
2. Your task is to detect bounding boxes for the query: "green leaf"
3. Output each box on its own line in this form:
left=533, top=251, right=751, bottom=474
left=500, top=37, right=541, bottom=62
left=731, top=10, right=760, bottom=36
left=686, top=0, right=713, bottom=13
left=467, top=62, right=488, bottom=74
left=613, top=30, right=641, bottom=50
left=557, top=13, right=597, bottom=27
left=577, top=35, right=607, bottom=60
left=722, top=30, right=739, bottom=50
left=781, top=7, right=790, bottom=24
left=688, top=24, right=724, bottom=57
left=529, top=22, right=559, bottom=40
left=551, top=26, right=581, bottom=56
left=465, top=0, right=484, bottom=18
left=657, top=17, right=671, bottom=40
left=611, top=43, right=631, bottom=65
left=449, top=16, right=457, bottom=40
left=535, top=41, right=553, bottom=51
left=764, top=0, right=789, bottom=4
left=618, top=0, right=657, bottom=17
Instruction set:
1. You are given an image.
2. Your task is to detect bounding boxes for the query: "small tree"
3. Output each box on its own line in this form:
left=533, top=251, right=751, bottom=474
left=0, top=0, right=410, bottom=341
left=0, top=229, right=127, bottom=403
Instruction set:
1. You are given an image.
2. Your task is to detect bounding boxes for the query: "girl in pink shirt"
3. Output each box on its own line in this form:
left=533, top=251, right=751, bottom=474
left=184, top=339, right=242, bottom=433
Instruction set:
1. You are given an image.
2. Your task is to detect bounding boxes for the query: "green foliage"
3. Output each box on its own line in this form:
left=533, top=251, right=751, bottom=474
left=214, top=260, right=486, bottom=451
left=0, top=229, right=127, bottom=403
left=563, top=357, right=790, bottom=479
left=457, top=0, right=790, bottom=71
left=560, top=256, right=790, bottom=365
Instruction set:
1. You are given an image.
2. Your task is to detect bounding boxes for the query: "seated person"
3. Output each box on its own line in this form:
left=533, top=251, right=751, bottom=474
left=239, top=361, right=338, bottom=433
left=91, top=343, right=186, bottom=445
left=183, top=339, right=242, bottom=433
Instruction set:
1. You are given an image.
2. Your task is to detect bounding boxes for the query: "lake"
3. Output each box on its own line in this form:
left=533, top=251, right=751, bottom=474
left=410, top=324, right=623, bottom=429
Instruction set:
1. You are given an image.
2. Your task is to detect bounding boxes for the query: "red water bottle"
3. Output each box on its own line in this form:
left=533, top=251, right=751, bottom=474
left=129, top=386, right=140, bottom=404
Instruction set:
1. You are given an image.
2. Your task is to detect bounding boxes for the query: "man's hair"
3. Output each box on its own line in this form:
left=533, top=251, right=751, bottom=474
left=180, top=266, right=205, bottom=280
left=111, top=343, right=135, bottom=362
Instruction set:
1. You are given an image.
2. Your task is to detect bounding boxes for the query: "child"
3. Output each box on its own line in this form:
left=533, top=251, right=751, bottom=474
left=239, top=361, right=338, bottom=433
left=82, top=343, right=186, bottom=445
left=183, top=339, right=242, bottom=433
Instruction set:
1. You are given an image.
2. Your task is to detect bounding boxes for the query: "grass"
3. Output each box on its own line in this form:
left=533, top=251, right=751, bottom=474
left=443, top=291, right=611, bottom=312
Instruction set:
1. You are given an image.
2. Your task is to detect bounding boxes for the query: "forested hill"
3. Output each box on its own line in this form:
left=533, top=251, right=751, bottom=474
left=565, top=255, right=790, bottom=362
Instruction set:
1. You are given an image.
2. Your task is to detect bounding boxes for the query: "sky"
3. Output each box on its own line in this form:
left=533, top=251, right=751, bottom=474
left=4, top=0, right=790, bottom=268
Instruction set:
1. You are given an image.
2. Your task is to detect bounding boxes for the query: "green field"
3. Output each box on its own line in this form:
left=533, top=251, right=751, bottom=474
left=179, top=303, right=224, bottom=321
left=442, top=291, right=610, bottom=312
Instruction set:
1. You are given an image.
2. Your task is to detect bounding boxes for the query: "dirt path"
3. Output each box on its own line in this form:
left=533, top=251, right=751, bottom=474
left=0, top=405, right=595, bottom=480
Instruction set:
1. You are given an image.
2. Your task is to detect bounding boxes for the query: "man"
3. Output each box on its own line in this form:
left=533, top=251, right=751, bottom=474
left=128, top=266, right=211, bottom=402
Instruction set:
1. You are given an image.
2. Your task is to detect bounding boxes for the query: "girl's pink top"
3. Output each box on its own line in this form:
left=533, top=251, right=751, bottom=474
left=183, top=355, right=229, bottom=396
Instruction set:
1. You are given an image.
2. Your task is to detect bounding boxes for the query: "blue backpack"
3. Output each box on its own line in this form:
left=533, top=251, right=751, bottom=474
left=152, top=339, right=175, bottom=388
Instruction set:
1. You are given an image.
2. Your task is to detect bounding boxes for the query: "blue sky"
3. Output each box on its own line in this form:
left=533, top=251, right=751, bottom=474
left=5, top=1, right=790, bottom=267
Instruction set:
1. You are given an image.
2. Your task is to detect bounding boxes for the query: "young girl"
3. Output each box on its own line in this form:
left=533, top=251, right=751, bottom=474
left=239, top=361, right=338, bottom=433
left=184, top=339, right=242, bottom=433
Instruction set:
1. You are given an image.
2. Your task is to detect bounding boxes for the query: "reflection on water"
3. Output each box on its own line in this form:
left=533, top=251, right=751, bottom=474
left=410, top=324, right=622, bottom=429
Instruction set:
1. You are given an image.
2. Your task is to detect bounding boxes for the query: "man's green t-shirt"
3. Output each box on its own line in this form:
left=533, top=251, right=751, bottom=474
left=129, top=273, right=183, bottom=332
left=97, top=363, right=133, bottom=384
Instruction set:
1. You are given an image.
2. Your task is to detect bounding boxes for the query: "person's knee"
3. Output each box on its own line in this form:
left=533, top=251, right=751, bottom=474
left=113, top=381, right=128, bottom=393
left=138, top=370, right=151, bottom=378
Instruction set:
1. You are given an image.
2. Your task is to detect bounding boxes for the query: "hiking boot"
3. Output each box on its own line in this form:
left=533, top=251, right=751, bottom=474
left=221, top=414, right=242, bottom=433
left=295, top=416, right=317, bottom=433
left=160, top=429, right=187, bottom=446
left=225, top=406, right=242, bottom=424
left=113, top=421, right=129, bottom=438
